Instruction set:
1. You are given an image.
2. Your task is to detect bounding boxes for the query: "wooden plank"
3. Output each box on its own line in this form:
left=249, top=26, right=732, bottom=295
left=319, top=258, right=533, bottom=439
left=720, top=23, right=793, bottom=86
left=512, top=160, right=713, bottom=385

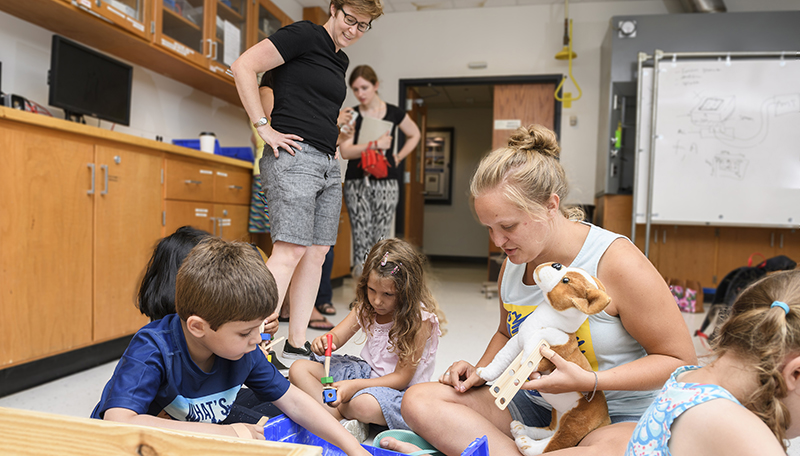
left=0, top=407, right=321, bottom=456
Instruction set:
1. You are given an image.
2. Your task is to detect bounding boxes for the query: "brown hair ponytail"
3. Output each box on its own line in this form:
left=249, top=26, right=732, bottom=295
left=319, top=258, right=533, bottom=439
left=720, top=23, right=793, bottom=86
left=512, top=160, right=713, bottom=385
left=713, top=269, right=800, bottom=449
left=469, top=124, right=582, bottom=221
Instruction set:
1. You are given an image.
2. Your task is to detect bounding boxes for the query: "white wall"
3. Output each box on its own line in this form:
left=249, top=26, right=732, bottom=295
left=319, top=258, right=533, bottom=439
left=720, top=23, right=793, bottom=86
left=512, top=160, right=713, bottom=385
left=424, top=107, right=493, bottom=258
left=0, top=10, right=253, bottom=149
left=341, top=0, right=800, bottom=257
left=343, top=1, right=672, bottom=207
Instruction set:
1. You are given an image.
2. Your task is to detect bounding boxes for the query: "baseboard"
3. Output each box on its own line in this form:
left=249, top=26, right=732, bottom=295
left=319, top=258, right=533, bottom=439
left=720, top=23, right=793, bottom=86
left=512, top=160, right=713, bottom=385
left=0, top=335, right=132, bottom=398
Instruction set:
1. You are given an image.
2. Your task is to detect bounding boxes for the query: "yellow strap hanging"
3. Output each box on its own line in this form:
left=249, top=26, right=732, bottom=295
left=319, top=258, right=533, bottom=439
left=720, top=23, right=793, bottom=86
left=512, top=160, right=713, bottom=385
left=555, top=19, right=582, bottom=104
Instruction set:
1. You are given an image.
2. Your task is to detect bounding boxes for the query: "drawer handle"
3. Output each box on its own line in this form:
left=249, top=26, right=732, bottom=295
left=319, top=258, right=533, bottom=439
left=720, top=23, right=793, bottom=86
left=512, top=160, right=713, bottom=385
left=228, top=185, right=243, bottom=190
left=184, top=180, right=203, bottom=185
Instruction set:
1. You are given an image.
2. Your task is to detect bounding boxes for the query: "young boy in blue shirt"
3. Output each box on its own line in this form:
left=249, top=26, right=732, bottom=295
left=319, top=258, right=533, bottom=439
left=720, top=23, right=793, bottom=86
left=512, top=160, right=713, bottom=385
left=92, top=238, right=369, bottom=454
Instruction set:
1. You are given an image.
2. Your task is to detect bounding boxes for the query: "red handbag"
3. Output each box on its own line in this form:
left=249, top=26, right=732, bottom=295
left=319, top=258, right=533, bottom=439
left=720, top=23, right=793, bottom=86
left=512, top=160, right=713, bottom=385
left=359, top=141, right=390, bottom=179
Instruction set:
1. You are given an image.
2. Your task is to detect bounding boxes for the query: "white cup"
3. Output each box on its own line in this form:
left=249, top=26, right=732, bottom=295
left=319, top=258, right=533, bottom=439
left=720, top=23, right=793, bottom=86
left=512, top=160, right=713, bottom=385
left=199, top=132, right=216, bottom=154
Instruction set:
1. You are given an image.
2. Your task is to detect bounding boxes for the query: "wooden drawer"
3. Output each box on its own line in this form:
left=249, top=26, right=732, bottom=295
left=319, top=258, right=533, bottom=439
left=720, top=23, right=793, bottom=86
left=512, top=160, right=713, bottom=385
left=214, top=204, right=251, bottom=241
left=165, top=158, right=215, bottom=202
left=213, top=168, right=251, bottom=205
left=165, top=200, right=215, bottom=235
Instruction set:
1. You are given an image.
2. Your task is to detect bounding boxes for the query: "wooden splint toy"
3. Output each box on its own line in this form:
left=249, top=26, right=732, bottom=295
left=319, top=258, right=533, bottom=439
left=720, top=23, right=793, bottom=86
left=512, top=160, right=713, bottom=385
left=488, top=339, right=550, bottom=410
left=258, top=333, right=284, bottom=361
left=321, top=333, right=337, bottom=403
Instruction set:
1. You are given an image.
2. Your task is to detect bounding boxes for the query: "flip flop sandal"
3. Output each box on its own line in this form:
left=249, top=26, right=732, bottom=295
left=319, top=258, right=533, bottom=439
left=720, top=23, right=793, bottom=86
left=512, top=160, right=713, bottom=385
left=372, top=429, right=442, bottom=455
left=316, top=302, right=337, bottom=315
left=307, top=318, right=334, bottom=330
left=278, top=315, right=290, bottom=323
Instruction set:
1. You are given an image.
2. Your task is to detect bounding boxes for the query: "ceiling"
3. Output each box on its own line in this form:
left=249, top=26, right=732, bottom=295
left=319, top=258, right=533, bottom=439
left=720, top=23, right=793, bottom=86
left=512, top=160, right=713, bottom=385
left=297, top=0, right=671, bottom=14
left=410, top=84, right=495, bottom=109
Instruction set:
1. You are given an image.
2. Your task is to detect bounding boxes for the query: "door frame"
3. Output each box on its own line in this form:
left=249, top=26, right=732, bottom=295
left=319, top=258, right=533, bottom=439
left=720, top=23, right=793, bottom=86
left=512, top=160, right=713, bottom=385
left=395, top=74, right=564, bottom=237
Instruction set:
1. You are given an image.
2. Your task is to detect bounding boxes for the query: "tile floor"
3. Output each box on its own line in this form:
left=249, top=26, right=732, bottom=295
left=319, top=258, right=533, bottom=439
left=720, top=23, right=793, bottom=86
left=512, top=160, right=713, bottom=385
left=3, top=261, right=795, bottom=453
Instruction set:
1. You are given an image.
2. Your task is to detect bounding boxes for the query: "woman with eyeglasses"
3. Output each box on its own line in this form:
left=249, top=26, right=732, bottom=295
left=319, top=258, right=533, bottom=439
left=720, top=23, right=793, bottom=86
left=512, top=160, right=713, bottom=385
left=338, top=65, right=421, bottom=279
left=231, top=0, right=383, bottom=364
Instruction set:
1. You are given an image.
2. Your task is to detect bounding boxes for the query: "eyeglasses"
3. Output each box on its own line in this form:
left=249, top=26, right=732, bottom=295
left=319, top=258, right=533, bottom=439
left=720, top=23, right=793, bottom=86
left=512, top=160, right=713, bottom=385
left=340, top=8, right=371, bottom=33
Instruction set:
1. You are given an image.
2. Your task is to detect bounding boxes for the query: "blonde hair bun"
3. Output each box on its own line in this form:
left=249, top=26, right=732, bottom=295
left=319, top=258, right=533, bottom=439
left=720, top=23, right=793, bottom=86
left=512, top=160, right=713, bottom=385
left=507, top=125, right=560, bottom=160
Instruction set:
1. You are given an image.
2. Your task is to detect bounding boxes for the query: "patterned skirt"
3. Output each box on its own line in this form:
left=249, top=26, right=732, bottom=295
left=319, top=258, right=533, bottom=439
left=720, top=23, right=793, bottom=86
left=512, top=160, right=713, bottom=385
left=248, top=174, right=270, bottom=233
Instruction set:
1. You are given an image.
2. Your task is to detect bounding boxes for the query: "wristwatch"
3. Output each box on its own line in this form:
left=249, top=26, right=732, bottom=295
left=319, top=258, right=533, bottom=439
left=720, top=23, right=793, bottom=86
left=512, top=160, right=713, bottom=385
left=252, top=116, right=269, bottom=128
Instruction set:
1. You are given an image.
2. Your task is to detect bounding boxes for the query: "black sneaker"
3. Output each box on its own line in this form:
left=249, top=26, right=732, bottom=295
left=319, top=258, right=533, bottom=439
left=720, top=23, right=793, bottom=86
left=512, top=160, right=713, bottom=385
left=282, top=340, right=312, bottom=360
left=269, top=350, right=289, bottom=377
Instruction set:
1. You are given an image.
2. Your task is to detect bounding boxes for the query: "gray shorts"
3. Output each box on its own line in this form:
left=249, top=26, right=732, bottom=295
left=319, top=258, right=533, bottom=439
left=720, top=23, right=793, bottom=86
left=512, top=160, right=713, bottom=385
left=260, top=142, right=341, bottom=246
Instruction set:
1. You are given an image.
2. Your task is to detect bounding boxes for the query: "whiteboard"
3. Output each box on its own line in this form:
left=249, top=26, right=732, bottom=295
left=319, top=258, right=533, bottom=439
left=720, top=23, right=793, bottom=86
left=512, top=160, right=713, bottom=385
left=639, top=56, right=800, bottom=228
left=634, top=67, right=653, bottom=225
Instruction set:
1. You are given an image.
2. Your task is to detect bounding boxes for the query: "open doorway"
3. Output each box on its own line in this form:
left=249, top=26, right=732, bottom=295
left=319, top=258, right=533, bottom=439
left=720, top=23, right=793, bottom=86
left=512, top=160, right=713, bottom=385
left=397, top=75, right=562, bottom=265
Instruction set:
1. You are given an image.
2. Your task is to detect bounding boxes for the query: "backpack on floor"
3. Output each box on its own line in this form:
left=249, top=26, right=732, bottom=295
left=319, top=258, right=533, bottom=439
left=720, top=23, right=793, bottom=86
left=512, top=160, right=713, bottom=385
left=695, top=254, right=796, bottom=344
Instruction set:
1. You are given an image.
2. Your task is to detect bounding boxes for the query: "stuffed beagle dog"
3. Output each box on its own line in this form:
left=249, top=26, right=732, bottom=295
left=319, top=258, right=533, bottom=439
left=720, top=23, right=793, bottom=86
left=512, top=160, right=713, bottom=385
left=477, top=262, right=612, bottom=455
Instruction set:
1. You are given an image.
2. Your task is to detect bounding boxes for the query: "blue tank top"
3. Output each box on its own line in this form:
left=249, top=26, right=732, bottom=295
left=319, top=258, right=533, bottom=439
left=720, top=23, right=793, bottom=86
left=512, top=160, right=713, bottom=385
left=626, top=365, right=742, bottom=456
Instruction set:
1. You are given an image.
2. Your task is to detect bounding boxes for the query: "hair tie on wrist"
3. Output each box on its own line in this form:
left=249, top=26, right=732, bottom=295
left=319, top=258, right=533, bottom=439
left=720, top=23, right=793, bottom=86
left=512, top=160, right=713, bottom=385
left=585, top=370, right=598, bottom=402
left=772, top=301, right=790, bottom=315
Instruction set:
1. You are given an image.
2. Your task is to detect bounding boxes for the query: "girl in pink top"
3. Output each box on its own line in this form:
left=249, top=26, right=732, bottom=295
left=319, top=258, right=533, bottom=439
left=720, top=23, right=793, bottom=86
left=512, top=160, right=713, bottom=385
left=289, top=238, right=446, bottom=440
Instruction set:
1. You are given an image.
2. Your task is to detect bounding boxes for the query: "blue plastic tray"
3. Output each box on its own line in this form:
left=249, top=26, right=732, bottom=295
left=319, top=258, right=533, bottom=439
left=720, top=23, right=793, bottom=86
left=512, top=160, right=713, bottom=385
left=172, top=138, right=220, bottom=155
left=217, top=146, right=254, bottom=162
left=263, top=414, right=489, bottom=456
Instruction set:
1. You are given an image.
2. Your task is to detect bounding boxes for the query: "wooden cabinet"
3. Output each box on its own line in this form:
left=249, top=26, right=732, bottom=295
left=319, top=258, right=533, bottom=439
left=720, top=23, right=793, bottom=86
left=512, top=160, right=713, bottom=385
left=154, top=0, right=251, bottom=76
left=0, top=0, right=294, bottom=106
left=717, top=227, right=800, bottom=282
left=155, top=0, right=213, bottom=68
left=254, top=0, right=293, bottom=42
left=0, top=118, right=160, bottom=367
left=0, top=122, right=95, bottom=367
left=332, top=197, right=352, bottom=279
left=64, top=0, right=151, bottom=40
left=93, top=144, right=163, bottom=342
left=164, top=157, right=252, bottom=241
left=0, top=107, right=254, bottom=370
left=209, top=0, right=251, bottom=73
left=652, top=225, right=717, bottom=287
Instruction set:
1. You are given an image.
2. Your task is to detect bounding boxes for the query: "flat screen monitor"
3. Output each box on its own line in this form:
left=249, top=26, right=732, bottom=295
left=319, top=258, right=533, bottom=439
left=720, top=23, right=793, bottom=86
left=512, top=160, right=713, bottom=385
left=48, top=35, right=133, bottom=126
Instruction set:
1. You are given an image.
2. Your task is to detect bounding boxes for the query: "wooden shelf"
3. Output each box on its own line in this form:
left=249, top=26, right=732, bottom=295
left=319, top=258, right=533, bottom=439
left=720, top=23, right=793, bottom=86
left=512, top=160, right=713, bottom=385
left=162, top=6, right=202, bottom=31
left=217, top=0, right=244, bottom=21
left=0, top=0, right=241, bottom=106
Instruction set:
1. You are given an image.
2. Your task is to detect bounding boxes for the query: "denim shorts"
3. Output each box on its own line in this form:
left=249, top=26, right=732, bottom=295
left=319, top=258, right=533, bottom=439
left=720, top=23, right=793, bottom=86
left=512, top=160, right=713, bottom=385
left=508, top=390, right=640, bottom=426
left=260, top=142, right=341, bottom=246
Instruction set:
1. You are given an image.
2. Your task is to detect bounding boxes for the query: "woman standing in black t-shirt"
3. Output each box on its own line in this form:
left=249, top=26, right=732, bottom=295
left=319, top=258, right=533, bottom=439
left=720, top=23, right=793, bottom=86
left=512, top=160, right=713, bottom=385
left=339, top=65, right=421, bottom=277
left=231, top=0, right=383, bottom=360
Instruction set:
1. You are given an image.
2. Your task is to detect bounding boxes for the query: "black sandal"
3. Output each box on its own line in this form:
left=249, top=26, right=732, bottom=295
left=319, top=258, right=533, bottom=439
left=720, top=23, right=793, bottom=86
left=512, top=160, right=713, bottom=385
left=316, top=302, right=336, bottom=315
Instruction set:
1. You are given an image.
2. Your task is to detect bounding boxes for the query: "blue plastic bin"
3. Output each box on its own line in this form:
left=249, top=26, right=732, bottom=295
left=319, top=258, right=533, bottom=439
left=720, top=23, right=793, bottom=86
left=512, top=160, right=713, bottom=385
left=172, top=138, right=220, bottom=155
left=217, top=146, right=254, bottom=162
left=263, top=414, right=489, bottom=456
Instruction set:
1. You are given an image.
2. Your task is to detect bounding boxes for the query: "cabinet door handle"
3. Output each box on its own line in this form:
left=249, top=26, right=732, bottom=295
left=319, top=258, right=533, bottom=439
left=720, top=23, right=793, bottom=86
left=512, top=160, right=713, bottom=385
left=87, top=163, right=95, bottom=195
left=228, top=185, right=243, bottom=190
left=663, top=230, right=667, bottom=244
left=212, top=41, right=218, bottom=60
left=205, top=38, right=213, bottom=58
left=780, top=233, right=784, bottom=249
left=184, top=180, right=202, bottom=185
left=209, top=217, right=217, bottom=236
left=770, top=232, right=775, bottom=248
left=100, top=164, right=109, bottom=195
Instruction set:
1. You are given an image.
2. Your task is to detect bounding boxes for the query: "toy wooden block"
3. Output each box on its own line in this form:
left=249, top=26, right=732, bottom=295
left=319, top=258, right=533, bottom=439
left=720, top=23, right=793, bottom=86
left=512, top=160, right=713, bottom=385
left=321, top=333, right=337, bottom=403
left=323, top=387, right=337, bottom=403
left=489, top=339, right=550, bottom=410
